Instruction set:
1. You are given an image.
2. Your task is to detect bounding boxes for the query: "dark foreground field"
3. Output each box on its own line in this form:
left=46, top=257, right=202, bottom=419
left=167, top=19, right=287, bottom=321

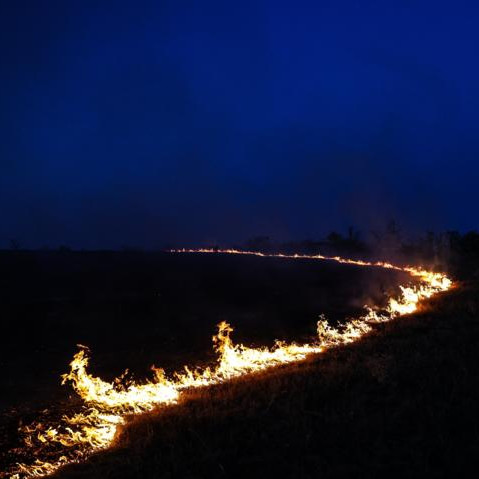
left=1, top=251, right=478, bottom=477
left=0, top=251, right=408, bottom=411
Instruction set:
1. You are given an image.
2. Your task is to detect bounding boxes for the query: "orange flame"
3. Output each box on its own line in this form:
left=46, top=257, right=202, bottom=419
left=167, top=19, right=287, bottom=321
left=9, top=249, right=452, bottom=478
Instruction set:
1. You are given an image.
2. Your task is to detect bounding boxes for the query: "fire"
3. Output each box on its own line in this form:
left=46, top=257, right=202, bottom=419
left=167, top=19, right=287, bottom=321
left=7, top=249, right=452, bottom=478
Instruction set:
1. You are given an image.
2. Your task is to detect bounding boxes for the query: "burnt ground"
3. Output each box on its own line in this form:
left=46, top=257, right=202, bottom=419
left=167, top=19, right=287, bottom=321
left=2, top=251, right=477, bottom=477
left=0, top=250, right=408, bottom=411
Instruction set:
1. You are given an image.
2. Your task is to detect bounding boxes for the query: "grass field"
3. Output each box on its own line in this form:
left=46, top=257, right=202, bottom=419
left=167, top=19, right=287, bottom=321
left=2, top=251, right=477, bottom=477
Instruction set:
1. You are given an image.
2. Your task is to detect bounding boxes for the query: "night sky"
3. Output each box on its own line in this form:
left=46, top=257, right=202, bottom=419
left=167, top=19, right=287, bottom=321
left=1, top=1, right=478, bottom=249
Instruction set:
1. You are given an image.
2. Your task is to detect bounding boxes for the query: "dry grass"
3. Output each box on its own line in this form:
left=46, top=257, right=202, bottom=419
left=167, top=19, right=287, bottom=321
left=50, top=283, right=479, bottom=479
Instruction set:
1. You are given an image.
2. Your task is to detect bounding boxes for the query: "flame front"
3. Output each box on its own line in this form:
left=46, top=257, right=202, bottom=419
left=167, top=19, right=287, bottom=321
left=8, top=250, right=452, bottom=478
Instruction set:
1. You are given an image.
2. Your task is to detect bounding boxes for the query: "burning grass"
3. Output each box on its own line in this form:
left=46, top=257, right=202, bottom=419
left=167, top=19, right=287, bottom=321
left=2, top=250, right=452, bottom=478
left=53, top=284, right=479, bottom=478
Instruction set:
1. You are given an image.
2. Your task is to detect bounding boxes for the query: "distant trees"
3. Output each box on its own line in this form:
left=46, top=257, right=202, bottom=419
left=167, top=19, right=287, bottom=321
left=238, top=224, right=479, bottom=279
left=370, top=220, right=402, bottom=259
left=243, top=228, right=369, bottom=257
left=5, top=227, right=479, bottom=280
left=325, top=227, right=369, bottom=256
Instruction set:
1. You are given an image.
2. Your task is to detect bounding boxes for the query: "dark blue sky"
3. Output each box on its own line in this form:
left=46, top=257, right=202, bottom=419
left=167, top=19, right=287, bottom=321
left=1, top=1, right=478, bottom=249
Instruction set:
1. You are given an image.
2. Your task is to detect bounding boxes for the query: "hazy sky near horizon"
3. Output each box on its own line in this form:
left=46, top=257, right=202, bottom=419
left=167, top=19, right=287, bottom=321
left=1, top=1, right=478, bottom=248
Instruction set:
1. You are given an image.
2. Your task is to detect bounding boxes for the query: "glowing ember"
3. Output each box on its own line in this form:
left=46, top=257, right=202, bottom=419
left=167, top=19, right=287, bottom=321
left=7, top=249, right=452, bottom=478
